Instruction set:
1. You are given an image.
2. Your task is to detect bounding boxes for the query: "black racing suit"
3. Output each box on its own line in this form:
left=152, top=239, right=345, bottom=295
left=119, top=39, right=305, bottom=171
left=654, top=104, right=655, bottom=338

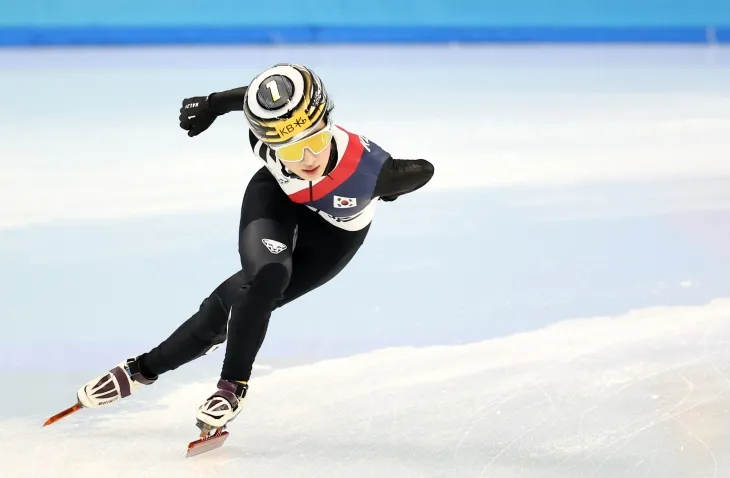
left=137, top=87, right=434, bottom=383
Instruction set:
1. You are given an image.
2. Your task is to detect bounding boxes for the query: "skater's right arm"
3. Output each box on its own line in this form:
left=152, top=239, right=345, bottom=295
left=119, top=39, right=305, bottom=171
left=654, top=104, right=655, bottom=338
left=179, top=86, right=248, bottom=138
left=208, top=86, right=249, bottom=115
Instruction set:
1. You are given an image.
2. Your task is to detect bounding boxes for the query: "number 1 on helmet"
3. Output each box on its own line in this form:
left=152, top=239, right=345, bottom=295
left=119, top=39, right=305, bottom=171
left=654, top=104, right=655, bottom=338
left=265, top=80, right=281, bottom=102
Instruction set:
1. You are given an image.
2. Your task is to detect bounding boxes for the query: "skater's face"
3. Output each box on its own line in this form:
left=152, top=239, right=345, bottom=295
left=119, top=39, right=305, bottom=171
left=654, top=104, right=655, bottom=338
left=290, top=142, right=331, bottom=180
left=276, top=121, right=333, bottom=180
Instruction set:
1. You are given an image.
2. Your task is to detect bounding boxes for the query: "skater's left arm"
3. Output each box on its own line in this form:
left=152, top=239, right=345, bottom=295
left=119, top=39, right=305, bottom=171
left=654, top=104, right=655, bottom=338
left=373, top=157, right=435, bottom=202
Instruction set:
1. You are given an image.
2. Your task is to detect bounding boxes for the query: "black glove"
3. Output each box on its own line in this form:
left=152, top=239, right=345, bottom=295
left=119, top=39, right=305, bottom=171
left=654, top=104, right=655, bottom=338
left=179, top=96, right=218, bottom=137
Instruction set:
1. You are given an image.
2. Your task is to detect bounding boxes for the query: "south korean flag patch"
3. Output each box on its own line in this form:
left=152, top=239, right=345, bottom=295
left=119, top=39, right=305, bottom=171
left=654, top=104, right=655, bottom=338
left=334, top=195, right=357, bottom=209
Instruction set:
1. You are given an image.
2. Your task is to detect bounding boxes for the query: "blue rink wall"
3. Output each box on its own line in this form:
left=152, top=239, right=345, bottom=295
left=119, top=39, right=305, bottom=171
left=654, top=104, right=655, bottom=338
left=0, top=0, right=729, bottom=46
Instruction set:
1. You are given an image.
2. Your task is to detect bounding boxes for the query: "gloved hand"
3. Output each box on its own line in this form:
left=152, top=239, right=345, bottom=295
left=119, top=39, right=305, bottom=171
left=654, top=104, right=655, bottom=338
left=179, top=96, right=218, bottom=137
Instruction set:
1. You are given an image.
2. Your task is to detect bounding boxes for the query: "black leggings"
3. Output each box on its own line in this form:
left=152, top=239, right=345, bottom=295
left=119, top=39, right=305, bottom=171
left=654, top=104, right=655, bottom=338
left=138, top=167, right=370, bottom=382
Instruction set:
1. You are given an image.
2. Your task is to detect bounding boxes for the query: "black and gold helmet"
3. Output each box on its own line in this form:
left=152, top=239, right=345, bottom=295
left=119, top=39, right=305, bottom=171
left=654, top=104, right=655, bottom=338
left=243, top=63, right=334, bottom=146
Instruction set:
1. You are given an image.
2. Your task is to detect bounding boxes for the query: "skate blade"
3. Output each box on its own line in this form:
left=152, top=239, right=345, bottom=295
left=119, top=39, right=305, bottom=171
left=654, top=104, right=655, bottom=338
left=43, top=402, right=83, bottom=427
left=186, top=431, right=229, bottom=458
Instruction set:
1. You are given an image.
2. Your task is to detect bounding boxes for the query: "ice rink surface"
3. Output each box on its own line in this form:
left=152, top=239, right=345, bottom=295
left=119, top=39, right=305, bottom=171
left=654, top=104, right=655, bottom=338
left=1, top=44, right=730, bottom=477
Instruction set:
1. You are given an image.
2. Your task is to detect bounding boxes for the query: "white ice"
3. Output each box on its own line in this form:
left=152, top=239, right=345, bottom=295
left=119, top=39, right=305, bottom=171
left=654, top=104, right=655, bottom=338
left=4, top=299, right=730, bottom=477
left=2, top=44, right=730, bottom=477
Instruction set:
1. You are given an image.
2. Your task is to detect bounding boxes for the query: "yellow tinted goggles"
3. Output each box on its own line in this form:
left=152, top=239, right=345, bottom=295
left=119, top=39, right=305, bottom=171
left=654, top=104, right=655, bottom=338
left=273, top=127, right=333, bottom=163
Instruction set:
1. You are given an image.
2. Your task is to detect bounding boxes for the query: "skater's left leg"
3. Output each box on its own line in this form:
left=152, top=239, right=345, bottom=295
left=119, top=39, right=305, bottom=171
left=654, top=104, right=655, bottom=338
left=76, top=357, right=157, bottom=408
left=137, top=270, right=247, bottom=378
left=78, top=168, right=294, bottom=411
left=76, top=271, right=247, bottom=409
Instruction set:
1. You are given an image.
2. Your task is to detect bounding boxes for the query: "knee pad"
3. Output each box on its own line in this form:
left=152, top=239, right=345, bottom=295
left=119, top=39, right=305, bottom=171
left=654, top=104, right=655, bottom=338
left=239, top=218, right=294, bottom=283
